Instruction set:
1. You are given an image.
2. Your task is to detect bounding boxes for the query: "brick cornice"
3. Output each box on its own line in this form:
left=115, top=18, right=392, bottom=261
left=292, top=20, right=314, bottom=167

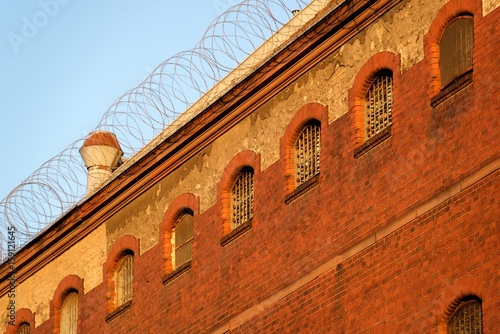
left=0, top=0, right=402, bottom=295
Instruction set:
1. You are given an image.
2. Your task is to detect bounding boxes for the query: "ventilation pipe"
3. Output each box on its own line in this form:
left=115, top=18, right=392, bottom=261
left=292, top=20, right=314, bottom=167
left=79, top=131, right=123, bottom=195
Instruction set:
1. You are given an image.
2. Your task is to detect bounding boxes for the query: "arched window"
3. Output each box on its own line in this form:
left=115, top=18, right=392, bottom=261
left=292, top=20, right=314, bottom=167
left=172, top=211, right=194, bottom=269
left=365, top=70, right=393, bottom=139
left=60, top=292, right=78, bottom=334
left=448, top=296, right=482, bottom=334
left=440, top=16, right=473, bottom=86
left=115, top=253, right=133, bottom=307
left=294, top=122, right=320, bottom=186
left=17, top=323, right=30, bottom=334
left=231, top=168, right=254, bottom=229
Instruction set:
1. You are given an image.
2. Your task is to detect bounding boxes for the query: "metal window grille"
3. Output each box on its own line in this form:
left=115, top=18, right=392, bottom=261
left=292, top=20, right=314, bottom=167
left=440, top=17, right=473, bottom=86
left=448, top=300, right=482, bottom=334
left=365, top=73, right=393, bottom=139
left=173, top=213, right=193, bottom=269
left=295, top=123, right=320, bottom=186
left=17, top=324, right=30, bottom=334
left=231, top=170, right=254, bottom=229
left=116, top=254, right=133, bottom=306
left=60, top=292, right=78, bottom=334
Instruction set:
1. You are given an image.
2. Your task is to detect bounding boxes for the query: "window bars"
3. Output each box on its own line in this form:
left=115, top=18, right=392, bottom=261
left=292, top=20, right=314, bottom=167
left=365, top=72, right=393, bottom=139
left=17, top=324, right=30, bottom=334
left=231, top=170, right=254, bottom=229
left=173, top=213, right=194, bottom=269
left=60, top=292, right=78, bottom=334
left=295, top=123, right=321, bottom=186
left=448, top=299, right=482, bottom=334
left=440, top=17, right=473, bottom=86
left=116, top=255, right=133, bottom=306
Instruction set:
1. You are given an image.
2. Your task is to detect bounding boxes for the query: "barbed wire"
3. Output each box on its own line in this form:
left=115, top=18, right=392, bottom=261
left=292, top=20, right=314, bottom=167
left=0, top=0, right=311, bottom=258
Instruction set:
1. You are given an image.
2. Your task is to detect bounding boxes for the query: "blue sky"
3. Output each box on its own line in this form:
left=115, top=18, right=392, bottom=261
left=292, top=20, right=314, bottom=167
left=0, top=0, right=237, bottom=202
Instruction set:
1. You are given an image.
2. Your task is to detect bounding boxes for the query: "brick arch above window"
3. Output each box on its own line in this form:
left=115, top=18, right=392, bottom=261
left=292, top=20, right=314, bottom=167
left=350, top=51, right=400, bottom=152
left=159, top=193, right=199, bottom=274
left=103, top=235, right=139, bottom=314
left=435, top=276, right=484, bottom=334
left=50, top=274, right=84, bottom=334
left=425, top=0, right=479, bottom=96
left=5, top=308, right=35, bottom=334
left=218, top=150, right=260, bottom=237
left=281, top=102, right=327, bottom=194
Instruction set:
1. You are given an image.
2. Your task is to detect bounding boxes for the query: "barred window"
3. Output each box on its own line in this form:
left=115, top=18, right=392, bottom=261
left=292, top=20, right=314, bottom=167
left=448, top=298, right=482, bottom=334
left=440, top=17, right=473, bottom=86
left=172, top=211, right=194, bottom=269
left=116, top=253, right=133, bottom=306
left=365, top=71, right=393, bottom=139
left=17, top=323, right=30, bottom=334
left=295, top=122, right=320, bottom=186
left=60, top=292, right=78, bottom=334
left=231, top=168, right=254, bottom=229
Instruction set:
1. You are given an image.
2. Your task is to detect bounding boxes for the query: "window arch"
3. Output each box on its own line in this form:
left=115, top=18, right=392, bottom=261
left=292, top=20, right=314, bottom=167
left=60, top=291, right=78, bottom=334
left=426, top=0, right=477, bottom=96
left=51, top=275, right=83, bottom=334
left=447, top=296, right=482, bottom=334
left=365, top=70, right=393, bottom=140
left=439, top=16, right=473, bottom=87
left=350, top=52, right=399, bottom=153
left=172, top=209, right=194, bottom=269
left=230, top=167, right=254, bottom=229
left=160, top=193, right=199, bottom=275
left=294, top=122, right=320, bottom=187
left=282, top=103, right=326, bottom=201
left=115, top=252, right=134, bottom=307
left=17, top=323, right=30, bottom=334
left=218, top=150, right=260, bottom=237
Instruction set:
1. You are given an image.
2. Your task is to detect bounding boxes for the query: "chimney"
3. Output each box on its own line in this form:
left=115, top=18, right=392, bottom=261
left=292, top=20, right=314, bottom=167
left=79, top=131, right=123, bottom=195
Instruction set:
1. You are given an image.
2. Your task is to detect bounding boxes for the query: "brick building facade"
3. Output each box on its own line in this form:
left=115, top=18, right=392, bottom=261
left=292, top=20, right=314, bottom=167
left=1, top=0, right=499, bottom=333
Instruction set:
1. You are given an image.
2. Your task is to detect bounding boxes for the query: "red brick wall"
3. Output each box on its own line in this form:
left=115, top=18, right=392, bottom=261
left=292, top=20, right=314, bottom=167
left=20, top=1, right=499, bottom=333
